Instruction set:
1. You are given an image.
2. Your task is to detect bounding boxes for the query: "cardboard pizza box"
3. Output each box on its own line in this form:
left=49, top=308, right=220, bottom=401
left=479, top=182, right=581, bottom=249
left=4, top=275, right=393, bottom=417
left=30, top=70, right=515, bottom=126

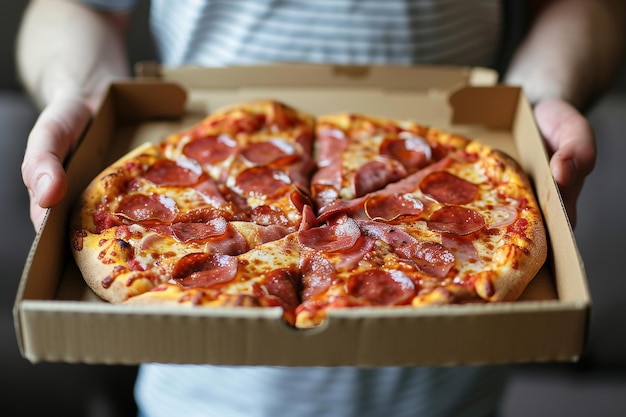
left=13, top=64, right=590, bottom=366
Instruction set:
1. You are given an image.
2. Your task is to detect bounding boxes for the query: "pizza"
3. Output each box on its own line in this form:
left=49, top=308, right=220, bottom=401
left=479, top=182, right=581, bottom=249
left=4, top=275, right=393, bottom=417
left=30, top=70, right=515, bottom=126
left=69, top=99, right=547, bottom=329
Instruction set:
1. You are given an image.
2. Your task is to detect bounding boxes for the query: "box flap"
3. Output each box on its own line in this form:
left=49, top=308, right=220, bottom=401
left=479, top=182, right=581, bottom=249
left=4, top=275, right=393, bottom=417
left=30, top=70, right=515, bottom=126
left=449, top=85, right=521, bottom=130
left=109, top=81, right=187, bottom=123
left=139, top=62, right=498, bottom=92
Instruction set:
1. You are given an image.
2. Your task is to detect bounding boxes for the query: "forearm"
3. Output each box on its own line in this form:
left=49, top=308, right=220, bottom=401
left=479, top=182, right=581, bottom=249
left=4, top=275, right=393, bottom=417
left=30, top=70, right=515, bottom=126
left=17, top=0, right=131, bottom=112
left=504, top=0, right=625, bottom=110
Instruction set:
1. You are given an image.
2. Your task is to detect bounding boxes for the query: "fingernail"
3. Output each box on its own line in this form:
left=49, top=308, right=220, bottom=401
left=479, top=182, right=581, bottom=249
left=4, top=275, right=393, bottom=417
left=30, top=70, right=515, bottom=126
left=35, top=175, right=51, bottom=205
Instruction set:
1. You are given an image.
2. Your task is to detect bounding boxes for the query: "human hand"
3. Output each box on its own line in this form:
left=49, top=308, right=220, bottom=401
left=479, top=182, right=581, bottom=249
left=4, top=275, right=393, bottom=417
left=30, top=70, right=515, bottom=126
left=533, top=98, right=596, bottom=228
left=21, top=97, right=93, bottom=230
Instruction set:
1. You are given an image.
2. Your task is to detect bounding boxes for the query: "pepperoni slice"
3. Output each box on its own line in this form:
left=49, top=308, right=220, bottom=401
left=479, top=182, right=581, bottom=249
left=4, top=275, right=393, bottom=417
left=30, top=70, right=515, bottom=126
left=311, top=184, right=340, bottom=215
left=284, top=158, right=315, bottom=193
left=172, top=253, right=238, bottom=288
left=299, top=205, right=318, bottom=232
left=311, top=160, right=342, bottom=192
left=317, top=194, right=368, bottom=223
left=381, top=156, right=452, bottom=196
left=298, top=216, right=361, bottom=252
left=174, top=207, right=227, bottom=224
left=420, top=171, right=478, bottom=204
left=380, top=135, right=430, bottom=171
left=139, top=232, right=167, bottom=252
left=354, top=158, right=407, bottom=197
left=192, top=177, right=229, bottom=207
left=290, top=187, right=313, bottom=216
left=263, top=268, right=301, bottom=310
left=358, top=220, right=418, bottom=250
left=427, top=206, right=486, bottom=235
left=300, top=254, right=334, bottom=300
left=204, top=224, right=250, bottom=256
left=254, top=224, right=292, bottom=244
left=143, top=159, right=202, bottom=186
left=249, top=205, right=289, bottom=227
left=241, top=139, right=298, bottom=165
left=93, top=211, right=122, bottom=232
left=170, top=217, right=228, bottom=242
left=234, top=166, right=291, bottom=196
left=334, top=236, right=375, bottom=272
left=364, top=193, right=423, bottom=221
left=315, top=128, right=347, bottom=166
left=347, top=269, right=415, bottom=305
left=116, top=193, right=178, bottom=223
left=183, top=134, right=237, bottom=164
left=232, top=112, right=266, bottom=133
left=441, top=234, right=480, bottom=266
left=396, top=241, right=456, bottom=278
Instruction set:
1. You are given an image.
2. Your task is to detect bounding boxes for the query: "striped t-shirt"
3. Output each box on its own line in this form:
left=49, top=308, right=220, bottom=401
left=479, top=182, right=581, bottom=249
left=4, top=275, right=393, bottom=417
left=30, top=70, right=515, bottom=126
left=80, top=1, right=517, bottom=416
left=83, top=0, right=506, bottom=68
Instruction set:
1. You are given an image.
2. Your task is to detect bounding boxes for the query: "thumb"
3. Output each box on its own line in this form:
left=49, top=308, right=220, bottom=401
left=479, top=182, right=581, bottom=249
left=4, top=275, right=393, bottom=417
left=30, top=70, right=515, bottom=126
left=21, top=97, right=93, bottom=208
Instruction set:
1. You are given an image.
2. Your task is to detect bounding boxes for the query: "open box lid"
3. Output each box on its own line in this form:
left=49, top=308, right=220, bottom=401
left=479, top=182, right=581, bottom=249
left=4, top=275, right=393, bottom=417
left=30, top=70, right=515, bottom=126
left=137, top=63, right=500, bottom=122
left=140, top=62, right=500, bottom=90
left=14, top=64, right=590, bottom=365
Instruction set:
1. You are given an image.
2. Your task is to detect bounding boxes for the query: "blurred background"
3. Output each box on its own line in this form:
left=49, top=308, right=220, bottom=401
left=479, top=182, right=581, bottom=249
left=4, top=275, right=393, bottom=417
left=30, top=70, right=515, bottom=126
left=1, top=2, right=624, bottom=416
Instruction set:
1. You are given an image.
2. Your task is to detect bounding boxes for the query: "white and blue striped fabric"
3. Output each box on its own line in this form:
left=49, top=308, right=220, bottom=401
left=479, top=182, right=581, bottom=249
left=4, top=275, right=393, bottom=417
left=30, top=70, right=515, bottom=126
left=81, top=0, right=502, bottom=68
left=79, top=1, right=512, bottom=416
left=134, top=364, right=509, bottom=417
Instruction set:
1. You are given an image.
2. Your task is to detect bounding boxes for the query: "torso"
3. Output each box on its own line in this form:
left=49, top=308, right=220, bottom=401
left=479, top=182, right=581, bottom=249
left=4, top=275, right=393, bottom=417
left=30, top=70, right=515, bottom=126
left=148, top=0, right=503, bottom=68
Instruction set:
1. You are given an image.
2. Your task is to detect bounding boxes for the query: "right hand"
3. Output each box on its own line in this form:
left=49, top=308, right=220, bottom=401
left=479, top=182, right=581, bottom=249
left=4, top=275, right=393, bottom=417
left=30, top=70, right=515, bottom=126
left=533, top=98, right=596, bottom=229
left=21, top=97, right=93, bottom=230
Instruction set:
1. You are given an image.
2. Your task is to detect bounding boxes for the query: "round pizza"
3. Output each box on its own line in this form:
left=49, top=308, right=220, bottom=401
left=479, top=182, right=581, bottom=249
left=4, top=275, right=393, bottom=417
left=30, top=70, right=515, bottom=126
left=69, top=99, right=547, bottom=329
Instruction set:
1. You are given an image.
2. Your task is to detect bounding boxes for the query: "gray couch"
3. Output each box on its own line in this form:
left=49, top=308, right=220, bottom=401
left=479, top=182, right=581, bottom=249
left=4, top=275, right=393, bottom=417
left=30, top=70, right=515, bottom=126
left=2, top=2, right=625, bottom=416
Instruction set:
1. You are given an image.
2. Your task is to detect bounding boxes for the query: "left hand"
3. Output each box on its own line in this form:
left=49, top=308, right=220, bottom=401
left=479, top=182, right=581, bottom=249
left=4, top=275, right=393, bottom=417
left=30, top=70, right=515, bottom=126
left=533, top=98, right=596, bottom=228
left=21, top=96, right=93, bottom=230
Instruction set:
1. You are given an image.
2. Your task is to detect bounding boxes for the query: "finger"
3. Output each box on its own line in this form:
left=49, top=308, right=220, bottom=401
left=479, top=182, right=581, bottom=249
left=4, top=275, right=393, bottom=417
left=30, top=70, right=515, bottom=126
left=534, top=99, right=596, bottom=185
left=533, top=99, right=596, bottom=227
left=22, top=97, right=92, bottom=209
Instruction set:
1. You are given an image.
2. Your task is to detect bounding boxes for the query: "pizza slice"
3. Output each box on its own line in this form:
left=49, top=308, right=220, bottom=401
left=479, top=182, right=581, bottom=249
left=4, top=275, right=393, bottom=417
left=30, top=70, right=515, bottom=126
left=311, top=112, right=468, bottom=215
left=71, top=218, right=303, bottom=303
left=295, top=214, right=463, bottom=329
left=123, top=232, right=302, bottom=326
left=159, top=99, right=316, bottom=231
left=296, top=138, right=547, bottom=328
left=72, top=143, right=244, bottom=234
left=352, top=141, right=547, bottom=304
left=408, top=141, right=547, bottom=303
left=70, top=100, right=316, bottom=308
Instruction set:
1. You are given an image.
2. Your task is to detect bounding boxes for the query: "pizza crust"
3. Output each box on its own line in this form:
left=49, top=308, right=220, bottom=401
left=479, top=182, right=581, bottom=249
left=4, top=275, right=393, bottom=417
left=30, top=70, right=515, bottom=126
left=71, top=229, right=157, bottom=303
left=477, top=235, right=547, bottom=302
left=474, top=148, right=548, bottom=302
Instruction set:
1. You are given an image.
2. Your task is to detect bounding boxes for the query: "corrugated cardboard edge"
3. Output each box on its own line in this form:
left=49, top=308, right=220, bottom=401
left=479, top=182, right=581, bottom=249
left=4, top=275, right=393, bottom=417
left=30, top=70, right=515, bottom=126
left=17, top=301, right=587, bottom=365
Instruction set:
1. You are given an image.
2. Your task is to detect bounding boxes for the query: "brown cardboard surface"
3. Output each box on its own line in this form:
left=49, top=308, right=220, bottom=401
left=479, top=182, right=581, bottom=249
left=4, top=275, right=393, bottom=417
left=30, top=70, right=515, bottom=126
left=14, top=64, right=589, bottom=366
